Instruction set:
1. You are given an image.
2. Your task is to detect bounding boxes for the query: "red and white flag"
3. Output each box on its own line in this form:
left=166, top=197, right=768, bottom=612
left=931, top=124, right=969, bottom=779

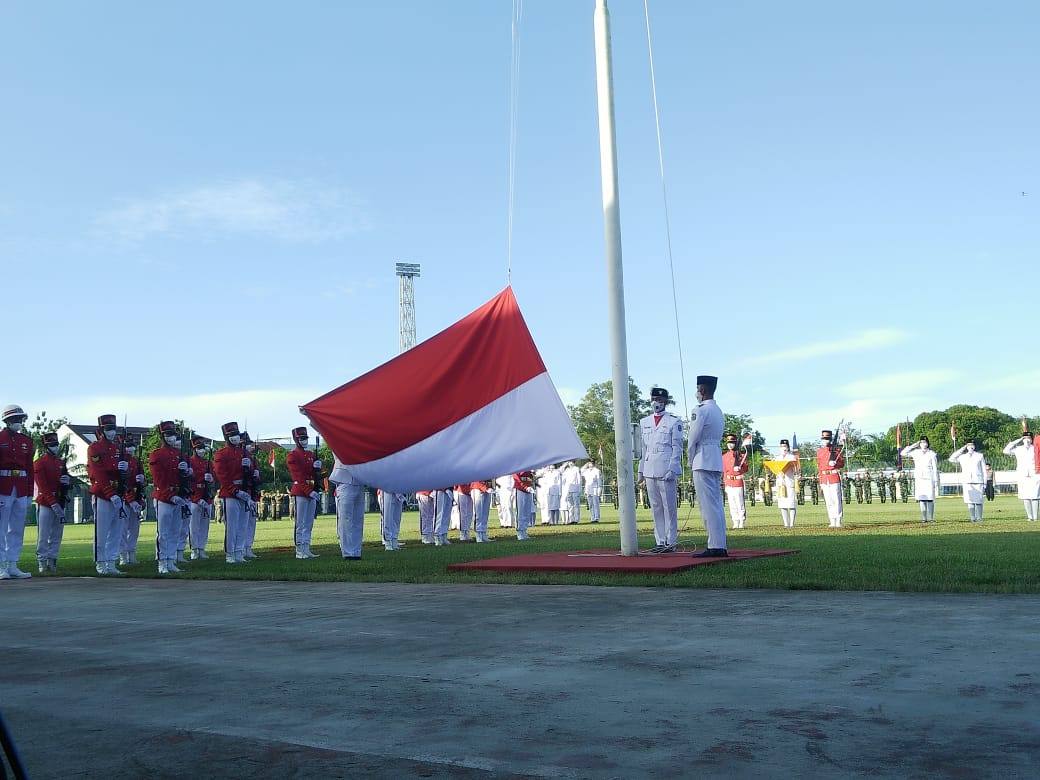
left=301, top=287, right=586, bottom=493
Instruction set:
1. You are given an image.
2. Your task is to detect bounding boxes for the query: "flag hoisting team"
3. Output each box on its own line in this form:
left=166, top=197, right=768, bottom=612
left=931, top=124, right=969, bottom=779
left=2, top=394, right=1040, bottom=579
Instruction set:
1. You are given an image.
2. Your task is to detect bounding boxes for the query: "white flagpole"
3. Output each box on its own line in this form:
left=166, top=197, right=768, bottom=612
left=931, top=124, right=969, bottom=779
left=593, top=0, right=638, bottom=556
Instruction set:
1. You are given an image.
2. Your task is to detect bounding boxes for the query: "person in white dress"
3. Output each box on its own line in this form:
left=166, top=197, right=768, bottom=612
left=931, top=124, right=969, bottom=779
left=1003, top=432, right=1039, bottom=520
left=560, top=461, right=582, bottom=524
left=900, top=436, right=941, bottom=522
left=546, top=466, right=562, bottom=525
left=535, top=467, right=552, bottom=524
left=495, top=475, right=515, bottom=528
left=581, top=460, right=603, bottom=523
left=774, top=439, right=799, bottom=528
left=949, top=441, right=986, bottom=522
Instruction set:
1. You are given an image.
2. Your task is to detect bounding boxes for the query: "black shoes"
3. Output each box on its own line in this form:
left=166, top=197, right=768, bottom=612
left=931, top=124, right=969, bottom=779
left=694, top=548, right=728, bottom=558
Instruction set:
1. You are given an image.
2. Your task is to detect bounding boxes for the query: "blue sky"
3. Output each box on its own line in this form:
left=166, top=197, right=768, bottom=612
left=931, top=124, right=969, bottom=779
left=2, top=1, right=1036, bottom=443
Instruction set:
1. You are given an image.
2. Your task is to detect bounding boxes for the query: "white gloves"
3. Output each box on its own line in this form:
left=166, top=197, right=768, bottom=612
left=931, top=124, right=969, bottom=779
left=253, top=469, right=260, bottom=479
left=178, top=461, right=189, bottom=472
left=59, top=474, right=71, bottom=486
left=117, top=461, right=129, bottom=472
left=664, top=470, right=676, bottom=481
left=136, top=473, right=145, bottom=484
left=204, top=473, right=214, bottom=483
left=313, top=460, right=322, bottom=469
left=235, top=490, right=252, bottom=503
left=110, top=495, right=123, bottom=510
left=309, top=491, right=319, bottom=501
left=829, top=460, right=836, bottom=467
left=241, top=457, right=251, bottom=468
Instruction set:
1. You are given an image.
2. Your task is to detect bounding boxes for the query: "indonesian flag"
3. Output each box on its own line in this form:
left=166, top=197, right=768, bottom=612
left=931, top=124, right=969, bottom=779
left=300, top=287, right=586, bottom=493
left=268, top=449, right=277, bottom=469
left=950, top=422, right=957, bottom=447
left=895, top=424, right=902, bottom=469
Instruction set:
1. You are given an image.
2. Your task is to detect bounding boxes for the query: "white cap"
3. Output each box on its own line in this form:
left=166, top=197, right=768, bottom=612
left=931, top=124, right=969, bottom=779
left=1, top=404, right=26, bottom=422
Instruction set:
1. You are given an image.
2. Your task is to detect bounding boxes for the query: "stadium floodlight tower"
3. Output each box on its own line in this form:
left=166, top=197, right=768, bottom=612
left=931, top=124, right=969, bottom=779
left=395, top=262, right=421, bottom=353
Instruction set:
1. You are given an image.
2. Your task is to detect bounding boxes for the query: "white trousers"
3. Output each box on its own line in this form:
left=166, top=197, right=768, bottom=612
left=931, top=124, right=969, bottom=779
left=178, top=508, right=190, bottom=552
left=1024, top=499, right=1039, bottom=520
left=456, top=491, right=474, bottom=536
left=515, top=490, right=533, bottom=535
left=564, top=490, right=581, bottom=524
left=92, top=496, right=121, bottom=563
left=223, top=497, right=247, bottom=557
left=538, top=491, right=550, bottom=523
left=36, top=504, right=65, bottom=561
left=244, top=505, right=258, bottom=550
left=335, top=484, right=366, bottom=557
left=380, top=493, right=403, bottom=544
left=496, top=488, right=514, bottom=527
left=294, top=496, right=317, bottom=547
left=693, top=470, right=726, bottom=550
left=155, top=501, right=182, bottom=561
left=471, top=490, right=491, bottom=536
left=780, top=507, right=797, bottom=527
left=587, top=493, right=601, bottom=522
left=189, top=501, right=211, bottom=551
left=121, top=505, right=142, bottom=555
left=417, top=493, right=435, bottom=536
left=0, top=491, right=30, bottom=564
left=434, top=490, right=452, bottom=535
left=821, top=482, right=844, bottom=526
left=919, top=500, right=936, bottom=521
left=646, top=477, right=678, bottom=546
left=725, top=485, right=746, bottom=528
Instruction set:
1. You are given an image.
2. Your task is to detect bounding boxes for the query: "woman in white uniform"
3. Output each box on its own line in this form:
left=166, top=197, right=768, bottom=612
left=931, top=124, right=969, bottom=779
left=1003, top=432, right=1039, bottom=520
left=900, top=436, right=940, bottom=522
left=949, top=441, right=986, bottom=522
left=775, top=439, right=799, bottom=528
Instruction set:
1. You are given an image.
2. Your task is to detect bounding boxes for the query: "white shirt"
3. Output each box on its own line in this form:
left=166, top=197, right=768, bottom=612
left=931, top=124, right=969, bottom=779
left=638, top=412, right=684, bottom=480
left=687, top=399, right=724, bottom=473
left=581, top=465, right=602, bottom=495
left=949, top=449, right=986, bottom=484
left=561, top=464, right=582, bottom=494
left=1003, top=440, right=1036, bottom=478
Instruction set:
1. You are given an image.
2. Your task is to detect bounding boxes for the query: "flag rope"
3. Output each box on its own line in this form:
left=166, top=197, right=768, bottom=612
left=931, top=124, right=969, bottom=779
left=506, top=0, right=524, bottom=285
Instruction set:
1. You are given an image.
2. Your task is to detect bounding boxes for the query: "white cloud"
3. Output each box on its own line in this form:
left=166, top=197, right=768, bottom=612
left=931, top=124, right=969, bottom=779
left=753, top=396, right=918, bottom=444
left=94, top=178, right=371, bottom=243
left=33, top=388, right=322, bottom=441
left=982, top=369, right=1040, bottom=392
left=838, top=369, right=960, bottom=399
left=740, top=328, right=908, bottom=366
left=556, top=386, right=583, bottom=407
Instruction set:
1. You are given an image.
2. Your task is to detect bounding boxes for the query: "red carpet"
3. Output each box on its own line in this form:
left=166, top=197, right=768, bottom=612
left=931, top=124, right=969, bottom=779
left=447, top=548, right=797, bottom=574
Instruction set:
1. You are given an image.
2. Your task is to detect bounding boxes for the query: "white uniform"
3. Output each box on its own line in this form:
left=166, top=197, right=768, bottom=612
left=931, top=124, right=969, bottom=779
left=949, top=447, right=986, bottom=521
left=434, top=489, right=453, bottom=544
left=331, top=459, right=366, bottom=557
left=581, top=464, right=603, bottom=522
left=495, top=475, right=515, bottom=528
left=774, top=452, right=799, bottom=526
left=639, top=410, right=684, bottom=547
left=560, top=463, right=582, bottom=524
left=455, top=487, right=474, bottom=540
left=1003, top=438, right=1039, bottom=520
left=470, top=485, right=492, bottom=542
left=379, top=491, right=405, bottom=549
left=687, top=399, right=725, bottom=551
left=546, top=467, right=562, bottom=524
left=900, top=443, right=940, bottom=521
left=535, top=468, right=552, bottom=524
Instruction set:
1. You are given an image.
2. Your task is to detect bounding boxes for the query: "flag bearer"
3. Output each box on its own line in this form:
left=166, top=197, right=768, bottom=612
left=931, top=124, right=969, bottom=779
left=581, top=460, right=603, bottom=522
left=34, top=431, right=69, bottom=574
left=722, top=434, right=748, bottom=529
left=86, top=413, right=127, bottom=576
left=775, top=440, right=799, bottom=528
left=213, top=421, right=254, bottom=564
left=1003, top=432, right=1039, bottom=520
left=119, top=440, right=145, bottom=566
left=901, top=436, right=940, bottom=522
left=188, top=435, right=215, bottom=559
left=470, top=480, right=493, bottom=542
left=148, top=421, right=192, bottom=575
left=0, top=405, right=34, bottom=580
left=331, top=458, right=366, bottom=559
left=817, top=430, right=845, bottom=528
left=687, top=376, right=726, bottom=557
left=949, top=441, right=986, bottom=522
left=637, top=387, right=684, bottom=551
left=287, top=426, right=322, bottom=558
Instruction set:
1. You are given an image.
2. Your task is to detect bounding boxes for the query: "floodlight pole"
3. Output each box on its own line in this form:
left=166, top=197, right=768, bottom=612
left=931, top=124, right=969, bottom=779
left=593, top=0, right=638, bottom=556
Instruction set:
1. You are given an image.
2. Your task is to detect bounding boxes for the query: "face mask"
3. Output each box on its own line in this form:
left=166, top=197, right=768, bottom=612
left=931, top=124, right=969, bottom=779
left=695, top=391, right=704, bottom=403
left=48, top=445, right=59, bottom=456
left=726, top=443, right=735, bottom=450
left=195, top=448, right=206, bottom=457
left=920, top=442, right=929, bottom=450
left=8, top=422, right=23, bottom=433
left=164, top=435, right=178, bottom=446
left=299, top=439, right=310, bottom=449
left=104, top=429, right=118, bottom=442
left=966, top=444, right=975, bottom=453
left=228, top=435, right=241, bottom=445
left=780, top=446, right=789, bottom=454
left=651, top=401, right=666, bottom=414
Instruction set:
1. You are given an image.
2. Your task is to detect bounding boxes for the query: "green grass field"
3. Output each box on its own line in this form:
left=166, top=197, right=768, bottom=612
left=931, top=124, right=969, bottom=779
left=14, top=494, right=1040, bottom=592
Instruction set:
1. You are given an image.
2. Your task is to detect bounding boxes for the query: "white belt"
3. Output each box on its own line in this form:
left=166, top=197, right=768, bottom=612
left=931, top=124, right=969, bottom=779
left=0, top=469, right=27, bottom=477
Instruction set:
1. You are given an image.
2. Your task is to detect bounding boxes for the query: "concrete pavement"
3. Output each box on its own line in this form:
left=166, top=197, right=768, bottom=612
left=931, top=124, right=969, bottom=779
left=1, top=580, right=1039, bottom=778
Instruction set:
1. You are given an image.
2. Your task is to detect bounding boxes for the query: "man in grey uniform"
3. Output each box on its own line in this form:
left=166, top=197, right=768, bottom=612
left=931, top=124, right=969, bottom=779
left=637, top=386, right=684, bottom=552
left=687, top=375, right=726, bottom=557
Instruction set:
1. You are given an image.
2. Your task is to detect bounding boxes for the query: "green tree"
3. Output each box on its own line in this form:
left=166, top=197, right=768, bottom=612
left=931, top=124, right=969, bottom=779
left=909, top=405, right=1018, bottom=455
left=26, top=411, right=70, bottom=455
left=568, top=378, right=650, bottom=483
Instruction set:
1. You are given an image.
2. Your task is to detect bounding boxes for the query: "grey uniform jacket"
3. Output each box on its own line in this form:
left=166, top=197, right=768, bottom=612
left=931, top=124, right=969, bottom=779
left=638, top=412, right=684, bottom=480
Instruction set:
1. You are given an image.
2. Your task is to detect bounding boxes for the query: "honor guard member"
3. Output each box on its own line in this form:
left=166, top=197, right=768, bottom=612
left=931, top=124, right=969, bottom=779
left=287, top=426, right=321, bottom=558
left=470, top=480, right=493, bottom=542
left=330, top=458, right=366, bottom=559
left=775, top=440, right=799, bottom=527
left=34, top=431, right=69, bottom=574
left=722, top=434, right=748, bottom=530
left=638, top=387, right=684, bottom=551
left=687, top=377, right=726, bottom=556
left=213, top=421, right=255, bottom=563
left=240, top=432, right=262, bottom=559
left=901, top=436, right=941, bottom=522
left=514, top=471, right=536, bottom=540
left=86, top=414, right=128, bottom=576
left=817, top=430, right=846, bottom=528
left=495, top=474, right=516, bottom=528
left=949, top=441, right=986, bottom=522
left=453, top=484, right=474, bottom=541
left=1003, top=432, right=1039, bottom=520
left=0, top=405, right=35, bottom=580
left=416, top=489, right=435, bottom=544
left=581, top=460, right=603, bottom=522
left=149, top=421, right=191, bottom=575
left=119, top=440, right=146, bottom=566
left=188, top=435, right=215, bottom=559
left=560, top=461, right=582, bottom=524
left=379, top=489, right=406, bottom=550
left=433, top=488, right=453, bottom=545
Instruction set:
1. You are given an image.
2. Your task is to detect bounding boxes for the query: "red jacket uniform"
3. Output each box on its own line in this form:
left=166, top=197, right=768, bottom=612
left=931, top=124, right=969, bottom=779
left=0, top=429, right=35, bottom=498
left=816, top=446, right=845, bottom=486
left=247, top=452, right=262, bottom=500
left=513, top=471, right=535, bottom=492
left=287, top=447, right=317, bottom=497
left=87, top=438, right=121, bottom=500
left=189, top=454, right=212, bottom=503
left=123, top=455, right=144, bottom=503
left=722, top=450, right=748, bottom=489
left=149, top=445, right=184, bottom=504
left=212, top=444, right=246, bottom=499
left=469, top=481, right=490, bottom=493
left=34, top=452, right=63, bottom=508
